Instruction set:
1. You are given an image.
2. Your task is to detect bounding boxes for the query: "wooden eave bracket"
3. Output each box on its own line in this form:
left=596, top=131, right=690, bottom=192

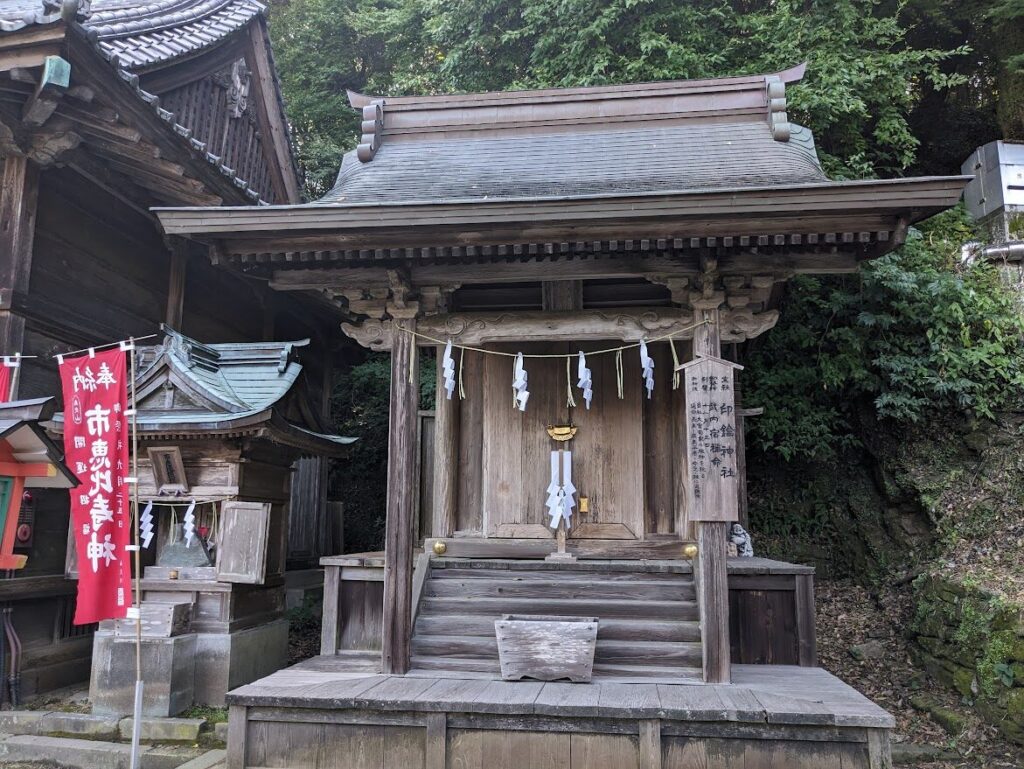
left=22, top=54, right=70, bottom=128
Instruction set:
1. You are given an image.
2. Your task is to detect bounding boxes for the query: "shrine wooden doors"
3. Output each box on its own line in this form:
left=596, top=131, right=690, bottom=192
left=480, top=344, right=644, bottom=539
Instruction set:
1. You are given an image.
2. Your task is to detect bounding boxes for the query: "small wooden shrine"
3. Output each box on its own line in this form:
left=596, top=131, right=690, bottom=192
left=158, top=66, right=968, bottom=769
left=53, top=328, right=352, bottom=716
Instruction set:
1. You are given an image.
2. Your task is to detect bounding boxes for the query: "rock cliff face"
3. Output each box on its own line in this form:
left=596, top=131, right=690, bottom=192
left=912, top=575, right=1024, bottom=744
left=748, top=411, right=1024, bottom=741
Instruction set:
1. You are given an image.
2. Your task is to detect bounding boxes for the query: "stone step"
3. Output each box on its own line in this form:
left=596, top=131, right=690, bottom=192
left=0, top=734, right=207, bottom=769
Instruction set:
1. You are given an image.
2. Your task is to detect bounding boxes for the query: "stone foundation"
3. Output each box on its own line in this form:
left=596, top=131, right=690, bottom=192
left=911, top=575, right=1024, bottom=743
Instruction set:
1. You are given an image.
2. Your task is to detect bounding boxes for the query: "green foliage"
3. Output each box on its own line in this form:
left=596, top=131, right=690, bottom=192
left=743, top=208, right=1024, bottom=461
left=269, top=0, right=969, bottom=193
left=329, top=352, right=435, bottom=552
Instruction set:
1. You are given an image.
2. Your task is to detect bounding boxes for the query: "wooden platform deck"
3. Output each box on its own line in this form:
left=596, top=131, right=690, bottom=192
left=226, top=656, right=893, bottom=769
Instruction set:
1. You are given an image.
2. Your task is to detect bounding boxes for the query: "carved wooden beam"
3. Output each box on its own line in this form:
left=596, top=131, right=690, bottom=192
left=342, top=306, right=780, bottom=351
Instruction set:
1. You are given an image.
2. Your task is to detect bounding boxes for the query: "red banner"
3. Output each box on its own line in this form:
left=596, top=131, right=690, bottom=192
left=0, top=365, right=10, bottom=403
left=59, top=348, right=132, bottom=625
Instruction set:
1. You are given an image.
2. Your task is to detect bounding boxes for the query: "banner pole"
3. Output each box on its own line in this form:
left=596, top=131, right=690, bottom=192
left=128, top=341, right=144, bottom=769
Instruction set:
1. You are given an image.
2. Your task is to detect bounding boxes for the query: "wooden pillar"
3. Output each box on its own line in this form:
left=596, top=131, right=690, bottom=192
left=431, top=345, right=458, bottom=539
left=165, top=240, right=188, bottom=330
left=692, top=300, right=731, bottom=684
left=382, top=316, right=419, bottom=675
left=0, top=155, right=39, bottom=356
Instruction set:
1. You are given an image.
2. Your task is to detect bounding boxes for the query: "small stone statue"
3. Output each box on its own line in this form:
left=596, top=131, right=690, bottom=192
left=730, top=523, right=754, bottom=558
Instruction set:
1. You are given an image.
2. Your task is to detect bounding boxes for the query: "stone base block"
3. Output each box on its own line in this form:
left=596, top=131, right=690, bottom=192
left=90, top=631, right=196, bottom=717
left=193, top=619, right=288, bottom=706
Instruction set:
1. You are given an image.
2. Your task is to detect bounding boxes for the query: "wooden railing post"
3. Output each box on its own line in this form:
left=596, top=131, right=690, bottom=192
left=431, top=344, right=458, bottom=539
left=382, top=316, right=419, bottom=674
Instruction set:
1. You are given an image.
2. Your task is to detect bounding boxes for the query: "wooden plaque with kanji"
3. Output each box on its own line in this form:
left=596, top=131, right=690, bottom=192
left=678, top=354, right=744, bottom=522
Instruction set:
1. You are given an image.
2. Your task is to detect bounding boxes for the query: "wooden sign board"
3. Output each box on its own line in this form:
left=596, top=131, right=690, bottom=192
left=216, top=501, right=271, bottom=584
left=678, top=355, right=744, bottom=522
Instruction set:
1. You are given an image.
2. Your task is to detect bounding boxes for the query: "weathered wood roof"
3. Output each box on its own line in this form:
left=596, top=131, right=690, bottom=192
left=333, top=64, right=826, bottom=203
left=324, top=121, right=826, bottom=205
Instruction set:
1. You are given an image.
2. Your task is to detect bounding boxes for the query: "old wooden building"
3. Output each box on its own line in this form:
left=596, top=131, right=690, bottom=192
left=158, top=66, right=969, bottom=769
left=0, top=0, right=338, bottom=699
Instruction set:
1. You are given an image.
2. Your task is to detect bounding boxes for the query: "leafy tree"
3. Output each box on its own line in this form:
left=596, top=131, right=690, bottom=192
left=742, top=207, right=1024, bottom=460
left=270, top=0, right=969, bottom=191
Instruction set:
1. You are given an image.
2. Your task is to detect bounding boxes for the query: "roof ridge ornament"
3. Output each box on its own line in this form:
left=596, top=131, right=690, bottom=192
left=356, top=99, right=384, bottom=163
left=765, top=75, right=791, bottom=142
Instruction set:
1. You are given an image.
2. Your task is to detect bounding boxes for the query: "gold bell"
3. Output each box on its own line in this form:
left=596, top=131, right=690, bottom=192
left=682, top=543, right=698, bottom=559
left=432, top=540, right=448, bottom=556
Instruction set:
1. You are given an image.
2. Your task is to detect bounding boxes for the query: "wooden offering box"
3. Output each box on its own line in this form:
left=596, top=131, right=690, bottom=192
left=496, top=614, right=598, bottom=683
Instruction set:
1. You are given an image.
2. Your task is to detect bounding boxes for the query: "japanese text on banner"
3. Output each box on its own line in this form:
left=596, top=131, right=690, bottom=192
left=59, top=348, right=131, bottom=625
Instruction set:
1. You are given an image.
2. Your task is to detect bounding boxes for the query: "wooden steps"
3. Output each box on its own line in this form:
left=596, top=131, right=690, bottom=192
left=412, top=559, right=703, bottom=681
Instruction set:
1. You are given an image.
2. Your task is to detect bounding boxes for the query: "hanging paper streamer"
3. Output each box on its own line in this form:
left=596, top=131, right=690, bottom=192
left=183, top=499, right=197, bottom=547
left=546, top=450, right=577, bottom=530
left=576, top=352, right=593, bottom=409
left=140, top=502, right=154, bottom=550
left=639, top=340, right=655, bottom=399
left=512, top=352, right=530, bottom=411
left=615, top=350, right=624, bottom=400
left=442, top=340, right=456, bottom=400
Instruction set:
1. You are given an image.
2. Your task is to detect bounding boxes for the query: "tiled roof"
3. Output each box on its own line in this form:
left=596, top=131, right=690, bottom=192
left=1, top=0, right=264, bottom=69
left=0, top=0, right=277, bottom=203
left=321, top=121, right=825, bottom=205
left=90, top=0, right=265, bottom=70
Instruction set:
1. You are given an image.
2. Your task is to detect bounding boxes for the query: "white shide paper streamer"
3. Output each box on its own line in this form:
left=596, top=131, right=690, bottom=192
left=442, top=340, right=456, bottom=401
left=576, top=351, right=593, bottom=409
left=512, top=352, right=530, bottom=411
left=183, top=499, right=197, bottom=547
left=639, top=340, right=655, bottom=399
left=140, top=501, right=154, bottom=549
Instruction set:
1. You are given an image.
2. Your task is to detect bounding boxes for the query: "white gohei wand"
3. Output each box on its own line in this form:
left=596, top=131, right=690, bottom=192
left=546, top=450, right=576, bottom=530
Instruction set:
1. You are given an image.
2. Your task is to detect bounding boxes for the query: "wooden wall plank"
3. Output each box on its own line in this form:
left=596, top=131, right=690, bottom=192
left=571, top=345, right=643, bottom=540
left=570, top=733, right=638, bottom=769
left=643, top=344, right=675, bottom=536
left=456, top=348, right=484, bottom=533
left=432, top=344, right=458, bottom=538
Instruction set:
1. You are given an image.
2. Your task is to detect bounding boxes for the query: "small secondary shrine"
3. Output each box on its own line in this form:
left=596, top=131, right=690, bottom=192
left=157, top=66, right=968, bottom=769
left=54, top=329, right=352, bottom=716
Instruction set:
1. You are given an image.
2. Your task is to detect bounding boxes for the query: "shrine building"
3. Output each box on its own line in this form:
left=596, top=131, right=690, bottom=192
left=157, top=65, right=968, bottom=769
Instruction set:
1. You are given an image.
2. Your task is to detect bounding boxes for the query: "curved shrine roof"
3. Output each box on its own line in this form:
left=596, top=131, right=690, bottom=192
left=323, top=121, right=825, bottom=205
